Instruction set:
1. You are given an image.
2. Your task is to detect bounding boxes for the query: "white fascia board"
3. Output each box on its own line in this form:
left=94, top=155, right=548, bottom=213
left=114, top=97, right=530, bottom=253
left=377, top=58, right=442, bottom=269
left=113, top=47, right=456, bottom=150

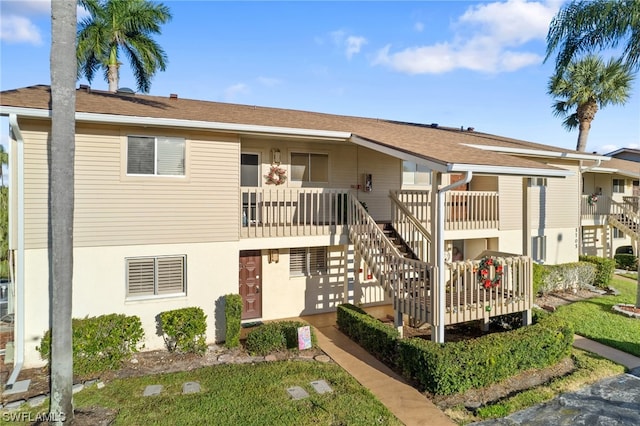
left=583, top=167, right=639, bottom=178
left=463, top=143, right=611, bottom=161
left=350, top=135, right=449, bottom=172
left=447, top=163, right=573, bottom=178
left=0, top=106, right=353, bottom=141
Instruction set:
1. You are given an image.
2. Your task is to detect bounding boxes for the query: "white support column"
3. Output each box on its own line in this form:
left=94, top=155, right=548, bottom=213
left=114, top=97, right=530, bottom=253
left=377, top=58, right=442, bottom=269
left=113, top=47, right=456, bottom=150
left=522, top=178, right=531, bottom=256
left=343, top=244, right=350, bottom=304
left=430, top=172, right=441, bottom=343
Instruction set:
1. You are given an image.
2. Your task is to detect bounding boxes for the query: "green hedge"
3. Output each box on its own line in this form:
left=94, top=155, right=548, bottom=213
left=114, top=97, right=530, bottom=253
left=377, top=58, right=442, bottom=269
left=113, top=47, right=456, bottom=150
left=397, top=315, right=573, bottom=395
left=159, top=307, right=208, bottom=355
left=614, top=253, right=637, bottom=271
left=578, top=255, right=615, bottom=288
left=245, top=320, right=317, bottom=356
left=534, top=262, right=597, bottom=295
left=224, top=294, right=242, bottom=348
left=532, top=263, right=548, bottom=295
left=38, top=314, right=144, bottom=377
left=336, top=304, right=399, bottom=364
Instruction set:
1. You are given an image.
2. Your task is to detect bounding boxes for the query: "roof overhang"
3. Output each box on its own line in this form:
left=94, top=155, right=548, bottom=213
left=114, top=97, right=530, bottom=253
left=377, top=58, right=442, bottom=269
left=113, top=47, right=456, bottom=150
left=583, top=167, right=640, bottom=178
left=0, top=106, right=353, bottom=141
left=352, top=136, right=573, bottom=178
left=463, top=143, right=612, bottom=162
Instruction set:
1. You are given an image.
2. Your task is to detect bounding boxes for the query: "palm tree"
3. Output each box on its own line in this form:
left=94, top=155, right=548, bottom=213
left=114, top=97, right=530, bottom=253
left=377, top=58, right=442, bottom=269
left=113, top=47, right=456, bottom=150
left=77, top=0, right=172, bottom=93
left=49, top=0, right=77, bottom=422
left=548, top=55, right=634, bottom=152
left=546, top=0, right=640, bottom=75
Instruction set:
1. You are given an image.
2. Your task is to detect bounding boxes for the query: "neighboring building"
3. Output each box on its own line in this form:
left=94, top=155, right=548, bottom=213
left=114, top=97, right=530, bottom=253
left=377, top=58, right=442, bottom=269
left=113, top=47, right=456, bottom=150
left=0, top=85, right=610, bottom=379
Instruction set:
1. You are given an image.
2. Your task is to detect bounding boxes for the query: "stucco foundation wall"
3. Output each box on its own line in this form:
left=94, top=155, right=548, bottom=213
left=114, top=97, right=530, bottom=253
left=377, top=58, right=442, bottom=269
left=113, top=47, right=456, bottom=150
left=21, top=241, right=238, bottom=368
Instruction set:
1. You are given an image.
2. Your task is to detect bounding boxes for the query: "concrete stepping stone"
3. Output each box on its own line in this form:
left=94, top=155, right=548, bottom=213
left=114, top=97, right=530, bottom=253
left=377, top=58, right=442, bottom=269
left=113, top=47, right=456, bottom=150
left=310, top=380, right=333, bottom=394
left=143, top=384, right=163, bottom=396
left=2, top=379, right=31, bottom=396
left=286, top=386, right=309, bottom=400
left=182, top=381, right=201, bottom=394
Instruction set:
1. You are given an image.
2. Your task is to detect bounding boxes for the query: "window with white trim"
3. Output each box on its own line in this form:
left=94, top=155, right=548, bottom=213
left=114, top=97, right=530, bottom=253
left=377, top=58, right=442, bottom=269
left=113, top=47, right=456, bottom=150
left=126, top=255, right=186, bottom=298
left=613, top=178, right=625, bottom=193
left=528, top=177, right=547, bottom=187
left=402, top=161, right=431, bottom=186
left=612, top=227, right=625, bottom=239
left=127, top=136, right=185, bottom=176
left=290, top=247, right=327, bottom=276
left=290, top=153, right=328, bottom=183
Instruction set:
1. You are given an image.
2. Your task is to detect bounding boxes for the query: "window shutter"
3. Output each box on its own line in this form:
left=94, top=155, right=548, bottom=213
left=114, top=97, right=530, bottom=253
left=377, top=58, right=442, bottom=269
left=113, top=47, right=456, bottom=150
left=127, top=136, right=155, bottom=174
left=309, top=247, right=327, bottom=274
left=157, top=256, right=185, bottom=294
left=127, top=258, right=155, bottom=296
left=157, top=137, right=185, bottom=175
left=290, top=248, right=306, bottom=276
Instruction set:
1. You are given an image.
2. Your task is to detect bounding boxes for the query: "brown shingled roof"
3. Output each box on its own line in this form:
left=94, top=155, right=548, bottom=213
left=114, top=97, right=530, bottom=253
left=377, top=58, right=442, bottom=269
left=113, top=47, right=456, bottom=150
left=0, top=85, right=583, bottom=174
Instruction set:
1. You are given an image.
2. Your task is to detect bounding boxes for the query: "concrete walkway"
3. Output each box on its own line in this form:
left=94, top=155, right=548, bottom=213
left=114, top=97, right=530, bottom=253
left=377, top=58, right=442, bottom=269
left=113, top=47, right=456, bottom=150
left=303, top=311, right=455, bottom=426
left=304, top=309, right=640, bottom=426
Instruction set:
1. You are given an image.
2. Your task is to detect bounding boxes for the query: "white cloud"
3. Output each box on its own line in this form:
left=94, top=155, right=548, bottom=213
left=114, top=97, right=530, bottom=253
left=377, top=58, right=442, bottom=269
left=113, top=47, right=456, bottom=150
left=257, top=76, right=282, bottom=87
left=0, top=14, right=42, bottom=45
left=373, top=0, right=560, bottom=74
left=330, top=29, right=367, bottom=59
left=223, top=83, right=250, bottom=101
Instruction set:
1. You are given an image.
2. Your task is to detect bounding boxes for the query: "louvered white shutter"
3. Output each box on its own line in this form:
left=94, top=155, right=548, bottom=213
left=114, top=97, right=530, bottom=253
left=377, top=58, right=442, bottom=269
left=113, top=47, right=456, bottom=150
left=309, top=247, right=327, bottom=274
left=157, top=257, right=185, bottom=294
left=290, top=248, right=306, bottom=276
left=127, top=258, right=155, bottom=296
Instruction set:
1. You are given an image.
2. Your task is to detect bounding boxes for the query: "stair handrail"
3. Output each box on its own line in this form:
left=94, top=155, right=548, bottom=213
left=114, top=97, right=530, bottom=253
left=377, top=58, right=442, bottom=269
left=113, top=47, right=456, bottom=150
left=389, top=190, right=432, bottom=263
left=609, top=199, right=640, bottom=238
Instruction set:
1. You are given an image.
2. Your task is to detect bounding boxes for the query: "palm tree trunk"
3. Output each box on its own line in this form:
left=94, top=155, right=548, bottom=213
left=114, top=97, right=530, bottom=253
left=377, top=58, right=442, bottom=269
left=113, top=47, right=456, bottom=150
left=108, top=63, right=119, bottom=92
left=49, top=1, right=76, bottom=423
left=575, top=119, right=592, bottom=152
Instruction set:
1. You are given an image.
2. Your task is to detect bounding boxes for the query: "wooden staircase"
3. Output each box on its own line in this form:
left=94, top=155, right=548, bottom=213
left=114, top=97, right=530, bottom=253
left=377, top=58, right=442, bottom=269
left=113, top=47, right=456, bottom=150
left=608, top=199, right=640, bottom=242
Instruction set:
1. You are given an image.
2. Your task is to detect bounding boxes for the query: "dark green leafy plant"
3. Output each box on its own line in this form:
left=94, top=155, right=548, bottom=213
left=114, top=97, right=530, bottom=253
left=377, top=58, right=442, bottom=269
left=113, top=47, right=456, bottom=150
left=159, top=307, right=208, bottom=355
left=224, top=294, right=242, bottom=348
left=579, top=255, right=615, bottom=288
left=37, top=313, right=144, bottom=377
left=245, top=320, right=316, bottom=356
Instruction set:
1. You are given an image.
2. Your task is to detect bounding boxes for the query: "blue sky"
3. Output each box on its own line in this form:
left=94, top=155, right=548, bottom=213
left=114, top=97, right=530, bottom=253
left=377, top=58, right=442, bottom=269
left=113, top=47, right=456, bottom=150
left=1, top=0, right=639, bottom=155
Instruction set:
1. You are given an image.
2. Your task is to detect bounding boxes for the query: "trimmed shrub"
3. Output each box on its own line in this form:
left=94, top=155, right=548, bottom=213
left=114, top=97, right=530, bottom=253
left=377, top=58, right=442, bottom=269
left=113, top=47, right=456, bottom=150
left=159, top=307, right=208, bottom=355
left=245, top=320, right=316, bottom=356
left=614, top=253, right=637, bottom=271
left=532, top=263, right=548, bottom=295
left=536, top=262, right=596, bottom=294
left=37, top=313, right=144, bottom=377
left=337, top=303, right=399, bottom=364
left=224, top=294, right=242, bottom=348
left=397, top=315, right=573, bottom=395
left=579, top=255, right=615, bottom=288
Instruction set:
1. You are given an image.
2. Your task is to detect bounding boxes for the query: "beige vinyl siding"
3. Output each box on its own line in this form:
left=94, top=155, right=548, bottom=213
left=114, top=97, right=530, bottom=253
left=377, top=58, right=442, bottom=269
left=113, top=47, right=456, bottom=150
left=498, top=176, right=524, bottom=231
left=21, top=120, right=240, bottom=249
left=529, top=162, right=580, bottom=229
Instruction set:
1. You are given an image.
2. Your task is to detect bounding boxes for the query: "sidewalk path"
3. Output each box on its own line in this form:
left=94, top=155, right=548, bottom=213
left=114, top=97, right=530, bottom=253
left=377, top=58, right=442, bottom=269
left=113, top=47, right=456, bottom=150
left=304, top=313, right=455, bottom=426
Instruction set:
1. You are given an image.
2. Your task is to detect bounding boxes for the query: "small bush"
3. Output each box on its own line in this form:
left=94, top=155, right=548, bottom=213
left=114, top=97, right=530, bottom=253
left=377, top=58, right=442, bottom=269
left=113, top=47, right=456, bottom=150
left=224, top=294, right=242, bottom=348
left=159, top=307, right=208, bottom=355
left=37, top=314, right=144, bottom=377
left=579, top=255, right=615, bottom=288
left=614, top=253, right=637, bottom=271
left=532, top=263, right=548, bottom=296
left=536, top=262, right=596, bottom=294
left=245, top=320, right=316, bottom=356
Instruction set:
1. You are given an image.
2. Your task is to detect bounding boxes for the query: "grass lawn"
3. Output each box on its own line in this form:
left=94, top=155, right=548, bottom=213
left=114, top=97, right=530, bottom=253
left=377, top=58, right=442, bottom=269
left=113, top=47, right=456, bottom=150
left=2, top=361, right=402, bottom=426
left=553, top=276, right=640, bottom=357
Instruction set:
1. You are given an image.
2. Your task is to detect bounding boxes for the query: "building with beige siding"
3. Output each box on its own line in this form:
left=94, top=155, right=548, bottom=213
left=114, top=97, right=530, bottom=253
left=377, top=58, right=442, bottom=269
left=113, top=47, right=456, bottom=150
left=0, top=85, right=616, bottom=383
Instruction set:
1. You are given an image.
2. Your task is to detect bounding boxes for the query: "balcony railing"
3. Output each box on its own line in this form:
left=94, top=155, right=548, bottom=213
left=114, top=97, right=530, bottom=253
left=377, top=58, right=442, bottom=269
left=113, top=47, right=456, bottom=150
left=240, top=187, right=350, bottom=238
left=581, top=194, right=611, bottom=221
left=393, top=190, right=499, bottom=231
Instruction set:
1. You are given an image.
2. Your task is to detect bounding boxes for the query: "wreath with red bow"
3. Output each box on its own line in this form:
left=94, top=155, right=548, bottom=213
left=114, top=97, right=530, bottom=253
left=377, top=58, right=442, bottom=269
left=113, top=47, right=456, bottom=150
left=265, top=166, right=287, bottom=185
left=476, top=256, right=503, bottom=289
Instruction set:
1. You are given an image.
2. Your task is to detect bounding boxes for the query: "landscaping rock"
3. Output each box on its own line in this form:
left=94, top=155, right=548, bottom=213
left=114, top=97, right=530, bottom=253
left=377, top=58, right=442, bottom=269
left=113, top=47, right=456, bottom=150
left=72, top=383, right=84, bottom=394
left=265, top=354, right=277, bottom=362
left=27, top=395, right=47, bottom=407
left=217, top=353, right=234, bottom=363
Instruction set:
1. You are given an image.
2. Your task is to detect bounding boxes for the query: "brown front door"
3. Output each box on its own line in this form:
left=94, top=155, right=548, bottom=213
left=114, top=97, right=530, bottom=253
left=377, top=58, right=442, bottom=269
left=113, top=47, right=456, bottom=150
left=239, top=250, right=262, bottom=320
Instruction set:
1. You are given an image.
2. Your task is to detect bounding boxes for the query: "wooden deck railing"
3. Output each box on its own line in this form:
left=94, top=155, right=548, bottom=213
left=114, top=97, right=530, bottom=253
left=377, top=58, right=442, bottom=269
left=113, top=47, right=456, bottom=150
left=444, top=256, right=531, bottom=324
left=240, top=187, right=350, bottom=238
left=581, top=194, right=611, bottom=219
left=608, top=199, right=640, bottom=237
left=393, top=190, right=499, bottom=231
left=389, top=191, right=432, bottom=263
left=622, top=196, right=640, bottom=213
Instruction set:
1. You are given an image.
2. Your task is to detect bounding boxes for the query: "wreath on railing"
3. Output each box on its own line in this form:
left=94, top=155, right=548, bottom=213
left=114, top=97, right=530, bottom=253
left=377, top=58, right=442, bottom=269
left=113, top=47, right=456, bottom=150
left=587, top=193, right=598, bottom=205
left=476, top=256, right=503, bottom=289
left=264, top=166, right=287, bottom=185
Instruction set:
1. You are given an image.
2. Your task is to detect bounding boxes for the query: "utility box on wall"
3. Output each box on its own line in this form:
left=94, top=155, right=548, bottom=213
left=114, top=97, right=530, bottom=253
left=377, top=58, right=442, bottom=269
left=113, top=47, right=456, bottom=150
left=363, top=174, right=372, bottom=192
